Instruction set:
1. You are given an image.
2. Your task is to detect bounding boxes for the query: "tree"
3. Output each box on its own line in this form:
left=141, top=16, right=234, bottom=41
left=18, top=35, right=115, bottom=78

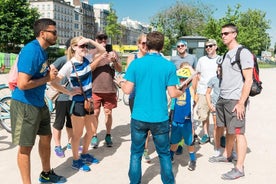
left=105, top=7, right=122, bottom=45
left=201, top=4, right=271, bottom=55
left=0, top=0, right=39, bottom=53
left=150, top=0, right=212, bottom=55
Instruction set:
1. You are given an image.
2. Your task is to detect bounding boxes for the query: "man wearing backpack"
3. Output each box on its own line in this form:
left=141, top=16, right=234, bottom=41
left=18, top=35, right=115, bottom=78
left=208, top=23, right=253, bottom=180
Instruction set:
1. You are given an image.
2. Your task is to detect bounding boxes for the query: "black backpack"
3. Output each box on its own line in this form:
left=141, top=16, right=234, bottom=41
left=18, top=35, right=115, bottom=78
left=220, top=46, right=262, bottom=97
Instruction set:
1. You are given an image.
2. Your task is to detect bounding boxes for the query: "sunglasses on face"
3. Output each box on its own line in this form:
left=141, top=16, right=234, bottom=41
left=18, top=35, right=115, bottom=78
left=221, top=31, right=235, bottom=37
left=78, top=44, right=88, bottom=49
left=140, top=42, right=146, bottom=45
left=205, top=44, right=215, bottom=49
left=97, top=35, right=108, bottom=40
left=177, top=44, right=185, bottom=48
left=43, top=30, right=57, bottom=36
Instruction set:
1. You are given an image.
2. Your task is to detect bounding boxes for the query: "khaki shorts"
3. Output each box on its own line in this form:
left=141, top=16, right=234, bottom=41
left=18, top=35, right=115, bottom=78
left=11, top=100, right=51, bottom=146
left=196, top=94, right=210, bottom=121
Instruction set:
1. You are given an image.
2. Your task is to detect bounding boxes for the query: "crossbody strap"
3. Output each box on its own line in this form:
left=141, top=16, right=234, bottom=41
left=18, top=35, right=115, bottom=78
left=70, top=60, right=88, bottom=100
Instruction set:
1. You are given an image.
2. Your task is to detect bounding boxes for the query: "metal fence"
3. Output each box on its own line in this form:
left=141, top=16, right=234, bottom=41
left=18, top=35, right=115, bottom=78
left=0, top=52, right=18, bottom=68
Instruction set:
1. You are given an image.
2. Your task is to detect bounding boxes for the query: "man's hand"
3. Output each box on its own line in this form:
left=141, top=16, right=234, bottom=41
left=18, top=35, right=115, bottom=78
left=48, top=66, right=58, bottom=81
left=232, top=102, right=245, bottom=120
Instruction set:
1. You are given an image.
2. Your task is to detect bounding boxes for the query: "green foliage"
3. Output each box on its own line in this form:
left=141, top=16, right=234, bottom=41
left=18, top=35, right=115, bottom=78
left=200, top=4, right=271, bottom=55
left=105, top=7, right=122, bottom=45
left=0, top=0, right=40, bottom=52
left=150, top=0, right=212, bottom=54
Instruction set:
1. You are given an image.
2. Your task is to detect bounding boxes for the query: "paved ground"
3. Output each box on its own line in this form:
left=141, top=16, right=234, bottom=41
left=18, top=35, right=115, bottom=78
left=0, top=68, right=276, bottom=184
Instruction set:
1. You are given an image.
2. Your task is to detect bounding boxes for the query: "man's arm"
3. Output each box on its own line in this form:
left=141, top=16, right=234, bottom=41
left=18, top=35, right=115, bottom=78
left=17, top=66, right=57, bottom=90
left=233, top=68, right=253, bottom=120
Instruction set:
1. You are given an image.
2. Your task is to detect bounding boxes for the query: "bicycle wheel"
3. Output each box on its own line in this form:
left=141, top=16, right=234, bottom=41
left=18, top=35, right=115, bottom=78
left=0, top=96, right=11, bottom=133
left=123, top=93, right=129, bottom=106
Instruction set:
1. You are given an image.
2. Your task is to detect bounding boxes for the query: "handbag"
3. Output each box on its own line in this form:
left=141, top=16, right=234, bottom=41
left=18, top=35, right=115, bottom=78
left=71, top=60, right=94, bottom=114
left=45, top=84, right=60, bottom=101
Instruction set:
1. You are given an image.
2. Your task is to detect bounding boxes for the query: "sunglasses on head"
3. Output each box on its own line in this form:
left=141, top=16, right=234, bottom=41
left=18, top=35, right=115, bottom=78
left=177, top=44, right=185, bottom=48
left=205, top=44, right=215, bottom=49
left=78, top=44, right=88, bottom=49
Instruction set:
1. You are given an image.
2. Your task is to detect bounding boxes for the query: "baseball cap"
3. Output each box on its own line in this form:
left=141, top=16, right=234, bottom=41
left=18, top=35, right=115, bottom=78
left=177, top=67, right=191, bottom=79
left=176, top=40, right=187, bottom=46
left=96, top=32, right=108, bottom=40
left=206, top=39, right=217, bottom=45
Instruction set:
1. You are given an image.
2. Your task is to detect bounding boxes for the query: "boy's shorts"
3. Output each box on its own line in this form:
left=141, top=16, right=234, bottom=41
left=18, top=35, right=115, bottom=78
left=92, top=93, right=117, bottom=110
left=216, top=97, right=246, bottom=134
left=11, top=100, right=51, bottom=146
left=170, top=119, right=193, bottom=146
left=196, top=94, right=210, bottom=122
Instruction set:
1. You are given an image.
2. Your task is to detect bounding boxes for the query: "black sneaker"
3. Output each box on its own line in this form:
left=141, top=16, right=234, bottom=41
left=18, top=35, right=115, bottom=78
left=175, top=145, right=183, bottom=155
left=39, top=169, right=67, bottom=183
left=188, top=160, right=196, bottom=171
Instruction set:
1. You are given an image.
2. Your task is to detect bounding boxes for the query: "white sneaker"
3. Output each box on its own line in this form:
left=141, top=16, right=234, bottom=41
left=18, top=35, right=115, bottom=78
left=213, top=149, right=221, bottom=157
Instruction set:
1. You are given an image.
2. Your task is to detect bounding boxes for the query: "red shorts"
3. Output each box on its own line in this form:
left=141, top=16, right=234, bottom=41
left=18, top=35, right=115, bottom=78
left=92, top=93, right=117, bottom=110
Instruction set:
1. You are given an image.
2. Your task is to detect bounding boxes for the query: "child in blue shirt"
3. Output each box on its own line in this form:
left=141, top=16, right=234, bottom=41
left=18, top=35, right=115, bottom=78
left=170, top=65, right=197, bottom=171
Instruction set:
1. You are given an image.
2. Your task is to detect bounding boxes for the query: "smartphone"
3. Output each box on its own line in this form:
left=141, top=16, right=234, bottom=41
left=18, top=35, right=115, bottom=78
left=105, top=44, right=113, bottom=52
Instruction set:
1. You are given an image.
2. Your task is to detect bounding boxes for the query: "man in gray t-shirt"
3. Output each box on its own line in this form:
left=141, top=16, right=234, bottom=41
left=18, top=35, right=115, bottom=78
left=171, top=40, right=197, bottom=69
left=210, top=23, right=253, bottom=181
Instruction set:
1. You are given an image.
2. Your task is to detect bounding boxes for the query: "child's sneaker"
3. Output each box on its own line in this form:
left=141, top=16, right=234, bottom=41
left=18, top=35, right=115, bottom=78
left=143, top=149, right=151, bottom=163
left=175, top=145, right=183, bottom=155
left=188, top=160, right=196, bottom=171
left=71, top=159, right=91, bottom=172
left=105, top=134, right=113, bottom=147
left=80, top=153, right=99, bottom=164
left=39, top=169, right=67, bottom=183
left=91, top=136, right=99, bottom=148
left=54, top=146, right=65, bottom=158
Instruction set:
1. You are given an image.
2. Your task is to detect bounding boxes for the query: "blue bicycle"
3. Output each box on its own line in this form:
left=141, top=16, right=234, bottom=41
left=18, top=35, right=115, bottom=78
left=0, top=84, right=11, bottom=133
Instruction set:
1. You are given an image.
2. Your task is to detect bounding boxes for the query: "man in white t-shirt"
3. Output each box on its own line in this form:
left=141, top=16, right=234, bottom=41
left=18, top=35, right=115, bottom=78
left=195, top=39, right=219, bottom=144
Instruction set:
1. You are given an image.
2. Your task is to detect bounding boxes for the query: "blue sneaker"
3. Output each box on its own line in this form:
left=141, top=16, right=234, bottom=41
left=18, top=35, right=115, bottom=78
left=105, top=134, right=113, bottom=147
left=39, top=169, right=67, bottom=183
left=67, top=143, right=83, bottom=152
left=91, top=136, right=99, bottom=148
left=54, top=146, right=65, bottom=158
left=71, top=159, right=91, bottom=172
left=200, top=134, right=210, bottom=144
left=81, top=153, right=99, bottom=164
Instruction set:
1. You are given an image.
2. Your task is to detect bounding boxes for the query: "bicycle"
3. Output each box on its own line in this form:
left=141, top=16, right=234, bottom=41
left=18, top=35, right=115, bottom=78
left=0, top=84, right=11, bottom=133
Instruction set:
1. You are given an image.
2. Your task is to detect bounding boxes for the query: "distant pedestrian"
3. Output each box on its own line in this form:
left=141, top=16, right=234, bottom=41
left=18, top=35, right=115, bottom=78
left=209, top=23, right=253, bottom=180
left=10, top=18, right=67, bottom=184
left=116, top=31, right=184, bottom=184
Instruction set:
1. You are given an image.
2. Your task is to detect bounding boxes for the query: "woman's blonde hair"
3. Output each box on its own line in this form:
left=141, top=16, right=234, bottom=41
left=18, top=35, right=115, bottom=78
left=136, top=33, right=147, bottom=44
left=67, top=36, right=84, bottom=60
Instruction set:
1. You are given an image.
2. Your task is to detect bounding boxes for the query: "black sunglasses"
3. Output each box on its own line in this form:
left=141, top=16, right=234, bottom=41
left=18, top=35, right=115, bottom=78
left=97, top=35, right=108, bottom=40
left=43, top=30, right=57, bottom=36
left=205, top=44, right=214, bottom=49
left=221, top=31, right=235, bottom=37
left=78, top=44, right=88, bottom=49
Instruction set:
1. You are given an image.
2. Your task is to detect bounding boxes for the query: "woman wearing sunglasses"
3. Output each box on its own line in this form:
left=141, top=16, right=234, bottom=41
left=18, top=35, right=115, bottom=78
left=51, top=36, right=105, bottom=172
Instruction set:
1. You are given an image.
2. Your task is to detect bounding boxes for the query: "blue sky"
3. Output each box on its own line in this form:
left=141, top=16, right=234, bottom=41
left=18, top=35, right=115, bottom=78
left=89, top=0, right=276, bottom=46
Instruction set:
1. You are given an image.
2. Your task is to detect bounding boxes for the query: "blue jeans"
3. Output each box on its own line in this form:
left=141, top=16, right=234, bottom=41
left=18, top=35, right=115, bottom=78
left=128, top=118, right=174, bottom=184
